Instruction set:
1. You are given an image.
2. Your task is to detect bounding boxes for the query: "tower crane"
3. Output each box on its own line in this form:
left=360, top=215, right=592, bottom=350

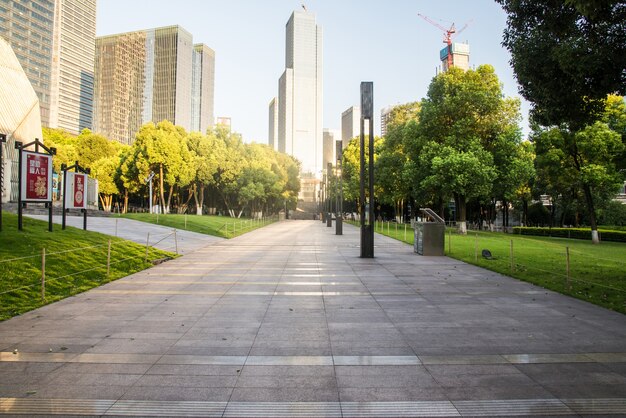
left=418, top=13, right=471, bottom=70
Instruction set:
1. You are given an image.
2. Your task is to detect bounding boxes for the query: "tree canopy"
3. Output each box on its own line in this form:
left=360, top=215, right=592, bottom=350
left=496, top=0, right=626, bottom=129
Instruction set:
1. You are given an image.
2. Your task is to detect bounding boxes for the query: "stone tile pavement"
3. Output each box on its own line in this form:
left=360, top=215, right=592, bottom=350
left=1, top=220, right=625, bottom=416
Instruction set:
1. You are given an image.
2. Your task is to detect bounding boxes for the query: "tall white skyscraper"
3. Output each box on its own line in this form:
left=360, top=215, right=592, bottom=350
left=277, top=9, right=323, bottom=175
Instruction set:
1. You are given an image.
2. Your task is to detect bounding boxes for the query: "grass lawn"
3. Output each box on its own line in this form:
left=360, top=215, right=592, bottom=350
left=121, top=212, right=277, bottom=238
left=0, top=212, right=175, bottom=321
left=370, top=221, right=626, bottom=314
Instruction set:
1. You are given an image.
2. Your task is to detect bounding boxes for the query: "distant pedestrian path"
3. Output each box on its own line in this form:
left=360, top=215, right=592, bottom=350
left=1, top=220, right=625, bottom=416
left=26, top=215, right=223, bottom=254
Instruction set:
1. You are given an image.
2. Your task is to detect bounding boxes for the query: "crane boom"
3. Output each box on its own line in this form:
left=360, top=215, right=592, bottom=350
left=417, top=13, right=471, bottom=71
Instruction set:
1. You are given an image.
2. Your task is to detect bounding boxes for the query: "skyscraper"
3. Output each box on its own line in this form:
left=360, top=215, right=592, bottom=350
left=93, top=25, right=215, bottom=144
left=268, top=97, right=278, bottom=150
left=440, top=42, right=470, bottom=72
left=341, top=106, right=360, bottom=149
left=277, top=9, right=323, bottom=175
left=322, top=129, right=338, bottom=169
left=191, top=43, right=215, bottom=134
left=48, top=0, right=96, bottom=134
left=1, top=0, right=95, bottom=133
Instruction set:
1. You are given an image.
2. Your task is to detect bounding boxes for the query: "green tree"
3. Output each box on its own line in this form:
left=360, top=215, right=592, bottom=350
left=377, top=102, right=420, bottom=220
left=75, top=129, right=121, bottom=168
left=533, top=119, right=624, bottom=242
left=91, top=154, right=122, bottom=212
left=410, top=65, right=516, bottom=233
left=497, top=0, right=626, bottom=129
left=42, top=128, right=78, bottom=173
left=133, top=121, right=195, bottom=213
left=186, top=131, right=220, bottom=215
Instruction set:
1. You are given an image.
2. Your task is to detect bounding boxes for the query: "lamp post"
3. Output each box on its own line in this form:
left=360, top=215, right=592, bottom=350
left=335, top=140, right=343, bottom=235
left=145, top=171, right=155, bottom=214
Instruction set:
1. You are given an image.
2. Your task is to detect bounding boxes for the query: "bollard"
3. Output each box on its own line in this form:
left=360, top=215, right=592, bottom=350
left=41, top=248, right=46, bottom=301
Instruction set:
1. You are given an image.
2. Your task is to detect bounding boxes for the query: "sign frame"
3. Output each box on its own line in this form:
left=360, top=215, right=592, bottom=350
left=20, top=150, right=53, bottom=202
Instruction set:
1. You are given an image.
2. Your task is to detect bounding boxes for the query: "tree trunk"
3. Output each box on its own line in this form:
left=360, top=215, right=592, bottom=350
left=456, top=193, right=467, bottom=234
left=197, top=184, right=205, bottom=215
left=582, top=183, right=600, bottom=244
left=123, top=190, right=128, bottom=214
left=166, top=184, right=174, bottom=214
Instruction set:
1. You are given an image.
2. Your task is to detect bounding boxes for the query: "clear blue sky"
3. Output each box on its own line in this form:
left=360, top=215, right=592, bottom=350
left=96, top=0, right=529, bottom=142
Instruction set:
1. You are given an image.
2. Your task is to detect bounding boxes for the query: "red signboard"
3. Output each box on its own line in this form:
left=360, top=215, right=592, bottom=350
left=73, top=173, right=86, bottom=208
left=21, top=151, right=52, bottom=201
left=65, top=172, right=88, bottom=209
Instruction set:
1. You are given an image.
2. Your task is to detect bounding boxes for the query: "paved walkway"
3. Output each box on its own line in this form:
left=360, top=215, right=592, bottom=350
left=26, top=215, right=223, bottom=254
left=1, top=220, right=625, bottom=417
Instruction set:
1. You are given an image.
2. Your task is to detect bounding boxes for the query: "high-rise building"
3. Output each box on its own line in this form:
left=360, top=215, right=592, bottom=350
left=277, top=9, right=323, bottom=175
left=341, top=106, right=360, bottom=149
left=322, top=129, right=338, bottom=169
left=0, top=0, right=96, bottom=134
left=268, top=97, right=278, bottom=150
left=440, top=42, right=470, bottom=72
left=48, top=0, right=96, bottom=134
left=93, top=25, right=215, bottom=144
left=191, top=43, right=215, bottom=134
left=380, top=106, right=394, bottom=137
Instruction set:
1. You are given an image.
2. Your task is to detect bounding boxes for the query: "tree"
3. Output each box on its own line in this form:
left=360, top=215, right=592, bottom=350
left=42, top=128, right=78, bottom=173
left=91, top=154, right=121, bottom=212
left=377, top=102, right=420, bottom=220
left=497, top=0, right=626, bottom=129
left=133, top=121, right=195, bottom=213
left=409, top=65, right=517, bottom=233
left=186, top=131, right=220, bottom=215
left=75, top=129, right=120, bottom=168
left=533, top=117, right=624, bottom=242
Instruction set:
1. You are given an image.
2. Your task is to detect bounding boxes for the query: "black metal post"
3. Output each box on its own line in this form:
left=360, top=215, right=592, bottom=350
left=61, top=164, right=67, bottom=230
left=326, top=162, right=332, bottom=227
left=360, top=82, right=374, bottom=258
left=82, top=208, right=87, bottom=230
left=16, top=142, right=23, bottom=231
left=0, top=133, right=6, bottom=232
left=336, top=140, right=343, bottom=235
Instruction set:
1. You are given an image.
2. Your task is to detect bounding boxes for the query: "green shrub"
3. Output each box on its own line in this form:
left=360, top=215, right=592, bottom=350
left=513, top=226, right=626, bottom=242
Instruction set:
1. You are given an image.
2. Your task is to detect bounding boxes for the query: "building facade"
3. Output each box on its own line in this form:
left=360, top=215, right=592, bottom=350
left=322, top=129, right=338, bottom=169
left=341, top=105, right=360, bottom=149
left=49, top=0, right=96, bottom=134
left=93, top=25, right=214, bottom=144
left=0, top=0, right=96, bottom=135
left=380, top=105, right=393, bottom=137
left=268, top=97, right=278, bottom=150
left=440, top=42, right=470, bottom=72
left=277, top=9, right=323, bottom=175
left=191, top=44, right=215, bottom=134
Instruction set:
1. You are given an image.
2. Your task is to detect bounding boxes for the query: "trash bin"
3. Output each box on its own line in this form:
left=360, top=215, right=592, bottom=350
left=414, top=208, right=445, bottom=256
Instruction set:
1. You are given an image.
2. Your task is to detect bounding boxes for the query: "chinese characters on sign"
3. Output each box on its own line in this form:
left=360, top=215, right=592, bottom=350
left=65, top=172, right=88, bottom=209
left=21, top=152, right=52, bottom=201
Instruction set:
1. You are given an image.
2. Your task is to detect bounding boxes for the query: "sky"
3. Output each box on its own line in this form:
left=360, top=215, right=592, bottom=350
left=96, top=0, right=530, bottom=143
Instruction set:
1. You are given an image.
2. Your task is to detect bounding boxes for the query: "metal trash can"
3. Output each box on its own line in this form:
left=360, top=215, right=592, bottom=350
left=414, top=208, right=445, bottom=256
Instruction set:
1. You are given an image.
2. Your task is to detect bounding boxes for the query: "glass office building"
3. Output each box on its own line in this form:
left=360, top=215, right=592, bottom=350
left=0, top=0, right=96, bottom=135
left=277, top=10, right=323, bottom=176
left=94, top=25, right=214, bottom=144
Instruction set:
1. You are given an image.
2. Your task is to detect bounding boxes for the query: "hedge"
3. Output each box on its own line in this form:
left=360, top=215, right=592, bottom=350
left=512, top=227, right=626, bottom=243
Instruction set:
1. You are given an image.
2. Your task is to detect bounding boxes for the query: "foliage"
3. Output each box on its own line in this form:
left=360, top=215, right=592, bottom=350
left=497, top=0, right=626, bottom=129
left=0, top=213, right=174, bottom=321
left=532, top=108, right=625, bottom=241
left=513, top=226, right=626, bottom=242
